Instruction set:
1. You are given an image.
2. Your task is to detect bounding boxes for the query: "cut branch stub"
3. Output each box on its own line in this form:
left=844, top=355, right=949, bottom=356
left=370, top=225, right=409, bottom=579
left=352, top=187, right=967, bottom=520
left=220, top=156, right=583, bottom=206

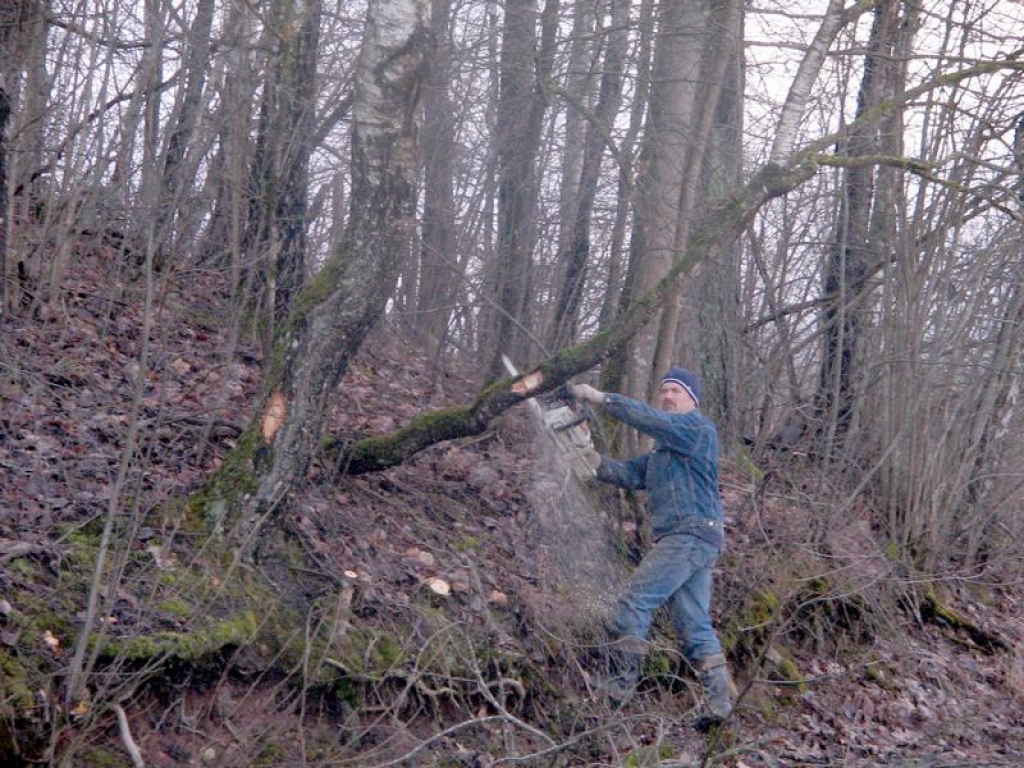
left=511, top=370, right=545, bottom=397
left=261, top=390, right=288, bottom=444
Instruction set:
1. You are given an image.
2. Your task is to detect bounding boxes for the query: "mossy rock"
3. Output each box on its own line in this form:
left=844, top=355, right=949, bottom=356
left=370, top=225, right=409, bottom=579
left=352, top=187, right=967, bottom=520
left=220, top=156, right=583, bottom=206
left=791, top=576, right=874, bottom=647
left=0, top=649, right=38, bottom=710
left=111, top=609, right=262, bottom=662
left=643, top=645, right=675, bottom=678
left=451, top=533, right=481, bottom=553
left=74, top=748, right=134, bottom=767
left=770, top=646, right=805, bottom=690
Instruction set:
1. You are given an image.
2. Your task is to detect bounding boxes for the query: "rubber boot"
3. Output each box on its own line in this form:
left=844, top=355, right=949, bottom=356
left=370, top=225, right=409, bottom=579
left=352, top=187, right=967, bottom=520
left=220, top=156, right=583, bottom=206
left=597, top=636, right=645, bottom=706
left=694, top=653, right=736, bottom=730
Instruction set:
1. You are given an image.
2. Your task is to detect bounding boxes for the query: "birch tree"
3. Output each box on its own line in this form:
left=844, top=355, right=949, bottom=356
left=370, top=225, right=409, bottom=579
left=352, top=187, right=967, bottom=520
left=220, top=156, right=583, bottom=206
left=198, top=0, right=431, bottom=551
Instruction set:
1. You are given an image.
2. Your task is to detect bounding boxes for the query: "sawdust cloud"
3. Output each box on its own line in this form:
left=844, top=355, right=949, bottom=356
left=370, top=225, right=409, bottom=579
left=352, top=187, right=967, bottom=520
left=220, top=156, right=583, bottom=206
left=522, top=416, right=627, bottom=628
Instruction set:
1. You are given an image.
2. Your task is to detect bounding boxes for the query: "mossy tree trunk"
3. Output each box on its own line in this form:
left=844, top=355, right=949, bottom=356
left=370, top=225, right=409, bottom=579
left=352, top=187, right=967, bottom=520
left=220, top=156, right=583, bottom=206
left=196, top=0, right=432, bottom=550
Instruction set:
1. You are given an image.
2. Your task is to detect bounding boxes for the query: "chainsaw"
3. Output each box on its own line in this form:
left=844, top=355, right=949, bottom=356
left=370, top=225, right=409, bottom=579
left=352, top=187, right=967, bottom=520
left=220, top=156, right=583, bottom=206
left=502, top=355, right=597, bottom=480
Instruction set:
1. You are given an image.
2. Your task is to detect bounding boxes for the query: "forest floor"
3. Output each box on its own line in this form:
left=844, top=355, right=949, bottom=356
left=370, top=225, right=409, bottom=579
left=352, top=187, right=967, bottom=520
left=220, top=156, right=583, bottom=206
left=2, top=249, right=1024, bottom=767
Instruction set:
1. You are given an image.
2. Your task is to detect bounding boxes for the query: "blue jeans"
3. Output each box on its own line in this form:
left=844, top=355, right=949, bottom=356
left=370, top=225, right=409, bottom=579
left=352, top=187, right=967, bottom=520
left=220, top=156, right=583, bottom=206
left=612, top=533, right=722, bottom=663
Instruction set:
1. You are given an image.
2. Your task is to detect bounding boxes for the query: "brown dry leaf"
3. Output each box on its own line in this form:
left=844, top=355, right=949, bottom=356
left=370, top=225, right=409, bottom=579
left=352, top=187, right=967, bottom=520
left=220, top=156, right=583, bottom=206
left=403, top=547, right=436, bottom=567
left=169, top=358, right=191, bottom=375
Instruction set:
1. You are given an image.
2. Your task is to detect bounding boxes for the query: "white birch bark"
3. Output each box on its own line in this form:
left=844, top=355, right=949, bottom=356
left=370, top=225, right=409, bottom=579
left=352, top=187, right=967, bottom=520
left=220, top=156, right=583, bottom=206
left=770, top=0, right=872, bottom=165
left=213, top=0, right=431, bottom=548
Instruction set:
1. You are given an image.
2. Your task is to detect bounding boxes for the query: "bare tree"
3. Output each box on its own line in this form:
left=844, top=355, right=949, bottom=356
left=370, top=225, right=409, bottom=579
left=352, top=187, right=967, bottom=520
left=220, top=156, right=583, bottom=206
left=152, top=0, right=216, bottom=267
left=200, top=0, right=431, bottom=551
left=0, top=0, right=49, bottom=312
left=548, top=0, right=630, bottom=353
left=603, top=0, right=745, bottom=451
left=241, top=0, right=323, bottom=351
left=815, top=0, right=920, bottom=455
left=415, top=0, right=458, bottom=352
left=480, top=0, right=558, bottom=379
left=193, top=0, right=259, bottom=283
left=669, top=0, right=745, bottom=434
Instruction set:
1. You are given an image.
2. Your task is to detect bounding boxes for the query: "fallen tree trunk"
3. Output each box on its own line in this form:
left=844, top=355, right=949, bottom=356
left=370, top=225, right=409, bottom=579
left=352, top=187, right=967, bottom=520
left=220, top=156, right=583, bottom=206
left=920, top=591, right=1010, bottom=654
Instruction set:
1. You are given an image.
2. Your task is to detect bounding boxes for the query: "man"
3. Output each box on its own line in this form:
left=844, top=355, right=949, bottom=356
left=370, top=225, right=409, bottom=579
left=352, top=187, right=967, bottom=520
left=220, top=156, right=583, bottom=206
left=570, top=367, right=736, bottom=727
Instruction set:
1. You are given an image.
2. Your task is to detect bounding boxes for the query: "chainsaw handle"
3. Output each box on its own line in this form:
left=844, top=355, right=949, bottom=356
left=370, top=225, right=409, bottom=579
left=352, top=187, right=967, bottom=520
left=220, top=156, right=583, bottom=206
left=552, top=383, right=574, bottom=402
left=578, top=399, right=597, bottom=423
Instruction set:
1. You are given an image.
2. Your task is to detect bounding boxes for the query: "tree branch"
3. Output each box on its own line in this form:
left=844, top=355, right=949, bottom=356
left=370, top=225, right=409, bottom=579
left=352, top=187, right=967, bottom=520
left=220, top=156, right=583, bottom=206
left=329, top=54, right=1024, bottom=475
left=329, top=162, right=816, bottom=474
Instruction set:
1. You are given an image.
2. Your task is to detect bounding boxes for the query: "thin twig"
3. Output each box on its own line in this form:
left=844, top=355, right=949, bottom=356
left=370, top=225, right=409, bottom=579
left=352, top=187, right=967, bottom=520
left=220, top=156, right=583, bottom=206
left=474, top=668, right=553, bottom=747
left=113, top=704, right=145, bottom=768
left=360, top=715, right=509, bottom=768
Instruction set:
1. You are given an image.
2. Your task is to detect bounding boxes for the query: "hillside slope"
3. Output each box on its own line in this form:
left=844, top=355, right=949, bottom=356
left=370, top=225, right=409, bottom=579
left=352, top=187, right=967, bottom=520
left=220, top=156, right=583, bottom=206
left=1, top=252, right=1022, bottom=766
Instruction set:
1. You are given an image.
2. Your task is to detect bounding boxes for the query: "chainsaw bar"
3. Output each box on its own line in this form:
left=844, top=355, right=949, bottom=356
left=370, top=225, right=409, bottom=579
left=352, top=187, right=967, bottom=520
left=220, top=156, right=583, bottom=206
left=502, top=356, right=596, bottom=480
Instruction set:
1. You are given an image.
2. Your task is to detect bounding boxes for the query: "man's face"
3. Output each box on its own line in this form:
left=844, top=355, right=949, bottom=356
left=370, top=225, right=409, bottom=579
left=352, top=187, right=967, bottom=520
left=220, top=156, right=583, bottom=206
left=659, top=381, right=696, bottom=414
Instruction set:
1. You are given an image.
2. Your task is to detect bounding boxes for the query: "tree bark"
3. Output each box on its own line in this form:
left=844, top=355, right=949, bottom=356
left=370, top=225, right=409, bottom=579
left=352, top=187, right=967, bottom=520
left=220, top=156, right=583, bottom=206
left=770, top=0, right=869, bottom=165
left=816, top=0, right=917, bottom=451
left=415, top=0, right=457, bottom=349
left=482, top=0, right=558, bottom=379
left=549, top=0, right=629, bottom=352
left=0, top=0, right=49, bottom=312
left=616, top=0, right=709, bottom=414
left=152, top=0, right=216, bottom=268
left=664, top=0, right=744, bottom=434
left=242, top=0, right=323, bottom=347
left=200, top=0, right=431, bottom=549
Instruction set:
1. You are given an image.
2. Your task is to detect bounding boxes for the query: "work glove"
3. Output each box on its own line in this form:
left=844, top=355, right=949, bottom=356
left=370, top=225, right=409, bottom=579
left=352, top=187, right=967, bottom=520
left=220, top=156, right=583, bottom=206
left=569, top=383, right=606, bottom=404
left=580, top=448, right=602, bottom=471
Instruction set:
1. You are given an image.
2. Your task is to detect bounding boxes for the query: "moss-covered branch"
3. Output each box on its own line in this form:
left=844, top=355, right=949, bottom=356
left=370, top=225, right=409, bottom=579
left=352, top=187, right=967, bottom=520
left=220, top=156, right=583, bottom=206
left=920, top=591, right=1010, bottom=654
left=328, top=57, right=1024, bottom=476
left=329, top=162, right=817, bottom=475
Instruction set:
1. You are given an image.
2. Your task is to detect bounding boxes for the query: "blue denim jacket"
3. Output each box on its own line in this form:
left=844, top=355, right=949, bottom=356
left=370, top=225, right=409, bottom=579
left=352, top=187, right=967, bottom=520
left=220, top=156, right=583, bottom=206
left=596, top=393, right=724, bottom=550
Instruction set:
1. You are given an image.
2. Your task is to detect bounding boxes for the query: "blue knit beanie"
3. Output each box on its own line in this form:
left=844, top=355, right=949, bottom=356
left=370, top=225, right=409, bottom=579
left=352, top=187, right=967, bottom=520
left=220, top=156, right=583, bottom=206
left=661, top=367, right=701, bottom=407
